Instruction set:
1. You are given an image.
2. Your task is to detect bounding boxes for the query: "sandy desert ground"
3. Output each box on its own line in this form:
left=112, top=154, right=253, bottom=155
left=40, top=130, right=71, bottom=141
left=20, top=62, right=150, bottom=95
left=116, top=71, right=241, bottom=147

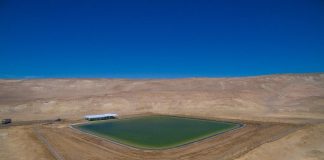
left=0, top=73, right=324, bottom=160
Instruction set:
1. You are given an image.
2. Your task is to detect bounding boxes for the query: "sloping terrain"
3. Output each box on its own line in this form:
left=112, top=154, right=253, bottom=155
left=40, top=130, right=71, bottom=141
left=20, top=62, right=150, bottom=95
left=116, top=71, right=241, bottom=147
left=0, top=74, right=323, bottom=121
left=236, top=123, right=324, bottom=160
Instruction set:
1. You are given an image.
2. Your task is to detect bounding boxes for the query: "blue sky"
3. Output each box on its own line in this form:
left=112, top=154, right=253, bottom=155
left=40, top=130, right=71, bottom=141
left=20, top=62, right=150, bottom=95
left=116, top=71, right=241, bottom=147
left=0, top=0, right=324, bottom=78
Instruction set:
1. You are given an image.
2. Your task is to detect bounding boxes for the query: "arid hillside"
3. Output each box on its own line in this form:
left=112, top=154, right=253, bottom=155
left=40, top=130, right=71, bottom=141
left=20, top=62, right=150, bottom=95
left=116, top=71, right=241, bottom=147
left=1, top=73, right=323, bottom=122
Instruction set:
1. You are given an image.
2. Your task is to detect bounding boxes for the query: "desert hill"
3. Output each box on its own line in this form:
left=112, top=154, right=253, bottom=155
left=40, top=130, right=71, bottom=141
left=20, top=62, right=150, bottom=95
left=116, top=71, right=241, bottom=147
left=1, top=73, right=323, bottom=122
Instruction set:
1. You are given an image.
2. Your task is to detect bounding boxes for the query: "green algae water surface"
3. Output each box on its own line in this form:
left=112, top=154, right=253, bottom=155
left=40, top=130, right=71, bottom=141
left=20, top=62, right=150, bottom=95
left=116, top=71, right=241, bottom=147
left=73, top=115, right=241, bottom=149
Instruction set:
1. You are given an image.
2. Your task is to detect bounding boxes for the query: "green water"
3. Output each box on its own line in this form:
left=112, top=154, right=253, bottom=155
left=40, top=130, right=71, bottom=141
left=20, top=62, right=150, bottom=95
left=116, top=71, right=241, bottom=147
left=74, top=115, right=240, bottom=149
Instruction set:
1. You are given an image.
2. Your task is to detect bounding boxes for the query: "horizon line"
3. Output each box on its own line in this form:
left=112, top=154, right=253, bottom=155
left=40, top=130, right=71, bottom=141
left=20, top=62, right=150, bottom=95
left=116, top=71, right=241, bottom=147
left=0, top=72, right=323, bottom=80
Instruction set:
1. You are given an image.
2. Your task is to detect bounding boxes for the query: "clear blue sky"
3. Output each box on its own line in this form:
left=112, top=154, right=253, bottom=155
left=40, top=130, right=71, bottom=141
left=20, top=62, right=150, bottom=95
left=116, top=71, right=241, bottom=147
left=0, top=0, right=323, bottom=78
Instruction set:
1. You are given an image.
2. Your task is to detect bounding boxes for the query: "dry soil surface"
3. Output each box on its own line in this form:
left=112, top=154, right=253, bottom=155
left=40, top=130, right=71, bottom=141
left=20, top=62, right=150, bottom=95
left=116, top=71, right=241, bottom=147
left=0, top=74, right=324, bottom=159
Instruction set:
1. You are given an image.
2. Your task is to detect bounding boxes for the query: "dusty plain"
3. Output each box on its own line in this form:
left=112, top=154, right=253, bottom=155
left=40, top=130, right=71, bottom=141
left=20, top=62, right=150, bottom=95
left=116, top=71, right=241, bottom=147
left=1, top=73, right=324, bottom=160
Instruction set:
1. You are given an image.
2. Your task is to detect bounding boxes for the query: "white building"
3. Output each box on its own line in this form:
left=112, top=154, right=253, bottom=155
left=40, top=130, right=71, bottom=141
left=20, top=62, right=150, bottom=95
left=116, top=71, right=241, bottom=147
left=84, top=113, right=118, bottom=121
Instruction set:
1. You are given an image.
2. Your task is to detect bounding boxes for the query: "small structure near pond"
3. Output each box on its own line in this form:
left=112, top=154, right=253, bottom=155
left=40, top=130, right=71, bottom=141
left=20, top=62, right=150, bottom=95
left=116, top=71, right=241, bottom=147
left=1, top=118, right=12, bottom=124
left=84, top=113, right=118, bottom=121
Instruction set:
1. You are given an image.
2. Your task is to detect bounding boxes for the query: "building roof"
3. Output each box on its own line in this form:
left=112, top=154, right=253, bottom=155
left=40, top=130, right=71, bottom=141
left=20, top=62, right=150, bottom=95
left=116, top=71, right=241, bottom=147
left=84, top=113, right=118, bottom=119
